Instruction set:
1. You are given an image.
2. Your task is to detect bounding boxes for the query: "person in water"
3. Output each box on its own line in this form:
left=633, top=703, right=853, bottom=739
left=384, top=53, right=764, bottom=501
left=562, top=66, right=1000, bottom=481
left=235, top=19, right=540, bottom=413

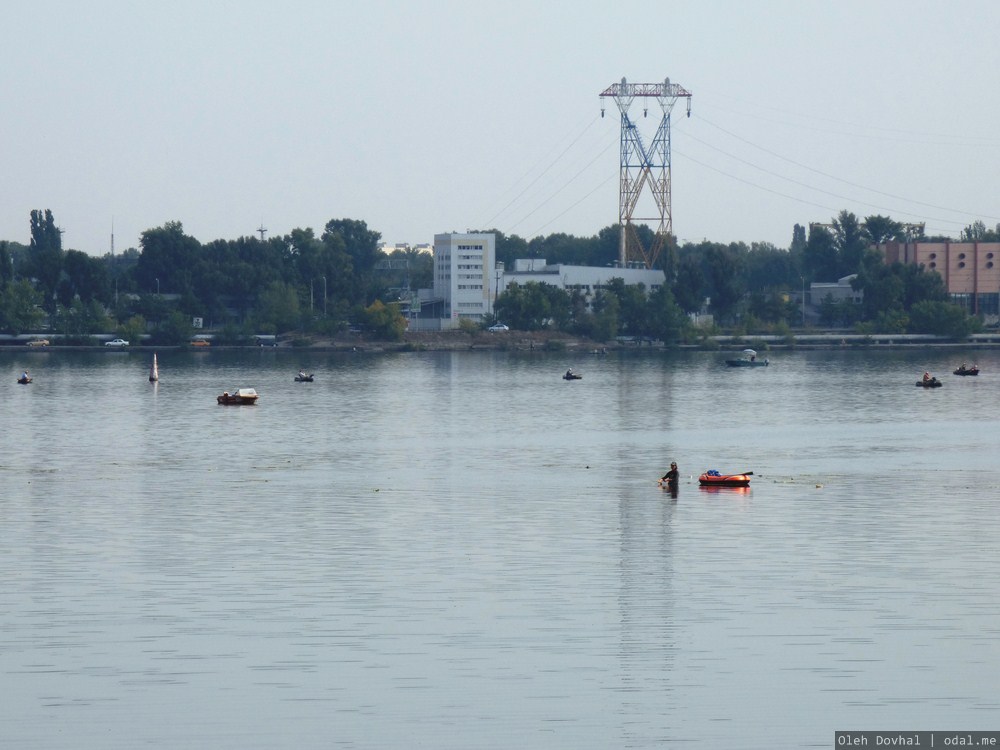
left=661, top=461, right=679, bottom=485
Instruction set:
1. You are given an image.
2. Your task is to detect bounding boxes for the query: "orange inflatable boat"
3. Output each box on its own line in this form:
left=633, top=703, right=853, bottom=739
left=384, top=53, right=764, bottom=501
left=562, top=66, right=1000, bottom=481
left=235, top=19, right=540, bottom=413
left=698, top=471, right=752, bottom=487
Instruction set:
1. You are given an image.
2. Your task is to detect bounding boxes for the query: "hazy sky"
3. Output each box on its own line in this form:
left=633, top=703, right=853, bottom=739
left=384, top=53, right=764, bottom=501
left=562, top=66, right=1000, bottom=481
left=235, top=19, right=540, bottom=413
left=5, top=1, right=1000, bottom=256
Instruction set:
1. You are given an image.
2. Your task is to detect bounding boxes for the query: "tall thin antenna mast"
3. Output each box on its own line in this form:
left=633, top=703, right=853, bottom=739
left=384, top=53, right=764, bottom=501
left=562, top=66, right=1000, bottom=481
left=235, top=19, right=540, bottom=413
left=257, top=222, right=268, bottom=241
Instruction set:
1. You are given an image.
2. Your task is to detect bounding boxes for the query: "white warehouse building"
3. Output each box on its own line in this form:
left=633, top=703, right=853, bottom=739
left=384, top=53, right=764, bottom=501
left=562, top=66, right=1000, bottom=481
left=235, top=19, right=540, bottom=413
left=499, top=258, right=666, bottom=307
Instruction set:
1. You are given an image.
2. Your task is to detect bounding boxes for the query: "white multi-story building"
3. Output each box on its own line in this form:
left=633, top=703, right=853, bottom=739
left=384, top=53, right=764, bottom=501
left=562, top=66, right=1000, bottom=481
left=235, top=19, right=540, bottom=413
left=433, top=232, right=495, bottom=325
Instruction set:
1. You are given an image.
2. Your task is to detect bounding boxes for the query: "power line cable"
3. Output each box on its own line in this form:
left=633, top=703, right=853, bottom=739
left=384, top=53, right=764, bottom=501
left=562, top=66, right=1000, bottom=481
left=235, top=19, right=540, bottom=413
left=504, top=141, right=616, bottom=237
left=672, top=147, right=957, bottom=237
left=696, top=113, right=1000, bottom=223
left=480, top=115, right=602, bottom=229
left=682, top=128, right=970, bottom=227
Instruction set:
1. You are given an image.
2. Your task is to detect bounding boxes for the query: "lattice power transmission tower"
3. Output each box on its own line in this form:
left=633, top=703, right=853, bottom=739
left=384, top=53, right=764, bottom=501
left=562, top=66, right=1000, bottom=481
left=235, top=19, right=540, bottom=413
left=600, top=77, right=692, bottom=269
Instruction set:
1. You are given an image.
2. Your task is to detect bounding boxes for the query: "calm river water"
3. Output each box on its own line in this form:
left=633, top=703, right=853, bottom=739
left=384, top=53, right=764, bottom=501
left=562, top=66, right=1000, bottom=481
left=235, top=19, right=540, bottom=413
left=2, top=346, right=999, bottom=749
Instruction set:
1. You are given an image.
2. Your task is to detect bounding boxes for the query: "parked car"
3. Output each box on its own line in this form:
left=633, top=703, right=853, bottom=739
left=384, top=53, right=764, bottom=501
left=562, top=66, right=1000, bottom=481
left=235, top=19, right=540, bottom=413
left=105, top=338, right=130, bottom=347
left=25, top=338, right=50, bottom=347
left=488, top=324, right=509, bottom=332
left=190, top=339, right=211, bottom=347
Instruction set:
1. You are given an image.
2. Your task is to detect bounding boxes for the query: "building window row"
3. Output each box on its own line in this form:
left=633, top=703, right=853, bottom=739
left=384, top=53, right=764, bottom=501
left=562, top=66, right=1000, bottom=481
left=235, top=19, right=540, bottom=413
left=457, top=284, right=483, bottom=290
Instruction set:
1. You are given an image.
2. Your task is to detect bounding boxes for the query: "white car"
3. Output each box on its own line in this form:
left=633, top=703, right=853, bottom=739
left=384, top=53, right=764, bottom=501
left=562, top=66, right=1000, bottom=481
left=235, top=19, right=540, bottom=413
left=488, top=324, right=509, bottom=332
left=105, top=338, right=130, bottom=347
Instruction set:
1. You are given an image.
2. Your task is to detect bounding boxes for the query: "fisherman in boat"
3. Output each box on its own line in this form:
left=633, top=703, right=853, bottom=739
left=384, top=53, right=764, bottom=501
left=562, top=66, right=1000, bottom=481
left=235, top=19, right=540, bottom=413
left=298, top=370, right=306, bottom=379
left=958, top=363, right=967, bottom=372
left=566, top=369, right=573, bottom=378
left=923, top=371, right=931, bottom=383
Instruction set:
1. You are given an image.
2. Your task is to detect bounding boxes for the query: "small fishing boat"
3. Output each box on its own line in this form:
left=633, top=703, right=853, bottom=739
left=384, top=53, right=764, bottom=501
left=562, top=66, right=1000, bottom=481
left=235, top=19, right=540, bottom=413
left=563, top=370, right=582, bottom=380
left=17, top=374, right=32, bottom=384
left=725, top=349, right=768, bottom=367
left=953, top=365, right=979, bottom=376
left=916, top=378, right=942, bottom=388
left=218, top=388, right=259, bottom=405
left=294, top=372, right=314, bottom=382
left=698, top=470, right=752, bottom=487
left=149, top=353, right=159, bottom=382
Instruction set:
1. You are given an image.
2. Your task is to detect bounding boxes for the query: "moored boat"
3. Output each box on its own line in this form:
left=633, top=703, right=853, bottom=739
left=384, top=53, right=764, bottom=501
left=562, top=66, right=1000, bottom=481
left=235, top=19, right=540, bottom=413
left=218, top=388, right=259, bottom=405
left=698, top=470, right=752, bottom=487
left=17, top=374, right=32, bottom=384
left=563, top=370, right=582, bottom=380
left=916, top=378, right=942, bottom=388
left=953, top=365, right=979, bottom=376
left=294, top=372, right=314, bottom=382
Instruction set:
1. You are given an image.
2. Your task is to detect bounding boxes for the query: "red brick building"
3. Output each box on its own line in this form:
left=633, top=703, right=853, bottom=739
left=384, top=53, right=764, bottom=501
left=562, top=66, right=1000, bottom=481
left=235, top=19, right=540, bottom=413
left=881, top=241, right=1000, bottom=320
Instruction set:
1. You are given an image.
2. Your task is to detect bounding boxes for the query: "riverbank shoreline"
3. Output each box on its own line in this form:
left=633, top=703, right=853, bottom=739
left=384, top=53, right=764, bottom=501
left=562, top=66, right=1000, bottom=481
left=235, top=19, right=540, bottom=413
left=6, top=330, right=1000, bottom=354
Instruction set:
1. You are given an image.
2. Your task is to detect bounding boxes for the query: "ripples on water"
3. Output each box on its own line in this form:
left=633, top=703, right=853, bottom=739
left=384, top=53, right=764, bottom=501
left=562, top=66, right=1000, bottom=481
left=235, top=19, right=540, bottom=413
left=2, top=348, right=999, bottom=749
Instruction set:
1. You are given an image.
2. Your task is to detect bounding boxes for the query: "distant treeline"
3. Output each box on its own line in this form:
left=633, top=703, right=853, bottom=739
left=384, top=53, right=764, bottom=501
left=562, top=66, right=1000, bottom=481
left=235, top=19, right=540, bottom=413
left=0, top=209, right=989, bottom=343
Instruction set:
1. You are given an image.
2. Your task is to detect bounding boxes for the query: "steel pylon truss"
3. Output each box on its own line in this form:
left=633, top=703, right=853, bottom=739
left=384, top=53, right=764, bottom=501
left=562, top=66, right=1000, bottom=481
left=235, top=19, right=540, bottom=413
left=600, top=77, right=692, bottom=269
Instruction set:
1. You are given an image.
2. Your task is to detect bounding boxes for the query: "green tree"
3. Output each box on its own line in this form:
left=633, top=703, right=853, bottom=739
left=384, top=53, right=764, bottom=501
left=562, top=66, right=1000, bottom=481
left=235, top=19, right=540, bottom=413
left=494, top=281, right=565, bottom=331
left=854, top=250, right=905, bottom=320
left=135, top=221, right=202, bottom=297
left=60, top=249, right=110, bottom=306
left=803, top=225, right=838, bottom=282
left=908, top=300, right=979, bottom=338
left=864, top=215, right=904, bottom=244
left=745, top=242, right=796, bottom=293
left=673, top=255, right=705, bottom=314
left=0, top=241, right=13, bottom=286
left=27, top=209, right=64, bottom=312
left=789, top=224, right=807, bottom=254
left=53, top=298, right=112, bottom=338
left=119, top=315, right=147, bottom=345
left=255, top=280, right=302, bottom=333
left=156, top=310, right=193, bottom=345
left=362, top=299, right=406, bottom=341
left=602, top=278, right=649, bottom=336
left=832, top=210, right=869, bottom=277
left=323, top=218, right=382, bottom=305
left=0, top=279, right=45, bottom=334
left=590, top=290, right=619, bottom=342
left=647, top=285, right=688, bottom=344
left=704, top=245, right=744, bottom=323
left=959, top=220, right=999, bottom=242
